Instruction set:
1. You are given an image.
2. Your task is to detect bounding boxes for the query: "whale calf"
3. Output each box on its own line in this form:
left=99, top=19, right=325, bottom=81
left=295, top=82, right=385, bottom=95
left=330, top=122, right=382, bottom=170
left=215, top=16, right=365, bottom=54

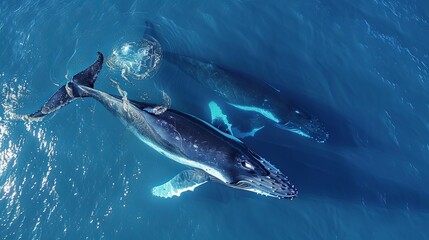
left=28, top=53, right=297, bottom=199
left=144, top=21, right=328, bottom=143
left=164, top=52, right=329, bottom=143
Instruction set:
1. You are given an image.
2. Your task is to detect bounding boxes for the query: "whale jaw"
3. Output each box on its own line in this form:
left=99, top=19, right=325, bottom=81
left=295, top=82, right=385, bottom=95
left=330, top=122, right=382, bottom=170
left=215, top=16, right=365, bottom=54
left=225, top=149, right=298, bottom=200
left=230, top=172, right=297, bottom=199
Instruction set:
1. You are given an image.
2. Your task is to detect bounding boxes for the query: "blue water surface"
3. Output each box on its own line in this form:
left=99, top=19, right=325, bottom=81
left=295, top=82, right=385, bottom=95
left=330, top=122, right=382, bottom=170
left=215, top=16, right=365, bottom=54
left=1, top=0, right=429, bottom=239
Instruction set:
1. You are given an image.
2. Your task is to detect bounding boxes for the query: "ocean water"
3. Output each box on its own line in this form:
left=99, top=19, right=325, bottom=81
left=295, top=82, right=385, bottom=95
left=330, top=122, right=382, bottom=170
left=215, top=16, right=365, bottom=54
left=1, top=0, right=429, bottom=239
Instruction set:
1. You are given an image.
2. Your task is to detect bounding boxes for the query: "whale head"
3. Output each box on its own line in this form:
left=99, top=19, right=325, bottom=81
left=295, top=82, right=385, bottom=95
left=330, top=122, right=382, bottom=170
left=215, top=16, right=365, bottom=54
left=226, top=148, right=298, bottom=199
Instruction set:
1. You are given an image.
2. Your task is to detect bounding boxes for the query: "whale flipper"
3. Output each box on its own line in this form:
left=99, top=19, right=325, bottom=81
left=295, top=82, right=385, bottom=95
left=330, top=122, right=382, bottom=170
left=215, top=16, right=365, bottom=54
left=208, top=101, right=233, bottom=135
left=28, top=52, right=103, bottom=119
left=208, top=101, right=265, bottom=138
left=152, top=169, right=210, bottom=198
left=233, top=126, right=265, bottom=139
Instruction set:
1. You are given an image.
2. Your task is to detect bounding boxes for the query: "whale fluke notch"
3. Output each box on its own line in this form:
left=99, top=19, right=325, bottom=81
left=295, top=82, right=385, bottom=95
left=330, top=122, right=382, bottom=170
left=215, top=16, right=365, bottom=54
left=152, top=169, right=210, bottom=198
left=28, top=52, right=104, bottom=119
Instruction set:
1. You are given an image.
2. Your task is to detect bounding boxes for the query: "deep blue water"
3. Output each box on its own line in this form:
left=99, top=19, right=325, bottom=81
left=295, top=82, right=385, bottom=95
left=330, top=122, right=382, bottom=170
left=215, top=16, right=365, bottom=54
left=1, top=0, right=429, bottom=239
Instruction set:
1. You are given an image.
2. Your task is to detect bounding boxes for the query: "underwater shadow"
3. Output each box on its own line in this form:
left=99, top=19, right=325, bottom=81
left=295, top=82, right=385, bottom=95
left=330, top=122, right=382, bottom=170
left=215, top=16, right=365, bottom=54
left=247, top=138, right=429, bottom=212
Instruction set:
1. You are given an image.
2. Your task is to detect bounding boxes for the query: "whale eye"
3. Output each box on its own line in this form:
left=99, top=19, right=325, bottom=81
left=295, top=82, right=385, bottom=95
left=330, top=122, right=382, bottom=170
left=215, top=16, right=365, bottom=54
left=241, top=160, right=255, bottom=170
left=294, top=109, right=312, bottom=120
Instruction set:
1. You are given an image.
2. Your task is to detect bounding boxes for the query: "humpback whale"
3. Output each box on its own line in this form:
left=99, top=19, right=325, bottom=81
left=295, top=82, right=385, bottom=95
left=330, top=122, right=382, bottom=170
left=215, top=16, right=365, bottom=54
left=144, top=21, right=328, bottom=143
left=164, top=52, right=329, bottom=143
left=28, top=52, right=297, bottom=199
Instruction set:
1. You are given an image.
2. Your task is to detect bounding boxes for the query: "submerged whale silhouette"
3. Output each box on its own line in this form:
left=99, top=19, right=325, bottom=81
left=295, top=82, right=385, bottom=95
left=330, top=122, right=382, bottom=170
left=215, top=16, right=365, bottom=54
left=164, top=52, right=330, bottom=143
left=144, top=21, right=329, bottom=143
left=140, top=22, right=429, bottom=212
left=28, top=52, right=297, bottom=199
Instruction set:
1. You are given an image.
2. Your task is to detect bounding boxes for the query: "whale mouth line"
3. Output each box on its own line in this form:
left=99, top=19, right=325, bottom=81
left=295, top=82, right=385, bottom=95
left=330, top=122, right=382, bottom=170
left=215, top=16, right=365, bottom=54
left=231, top=174, right=298, bottom=199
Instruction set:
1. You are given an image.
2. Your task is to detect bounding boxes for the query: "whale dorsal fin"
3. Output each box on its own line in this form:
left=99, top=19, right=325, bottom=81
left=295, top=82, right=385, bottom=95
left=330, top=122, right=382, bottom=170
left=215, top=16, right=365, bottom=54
left=152, top=169, right=210, bottom=198
left=143, top=106, right=167, bottom=115
left=142, top=91, right=170, bottom=115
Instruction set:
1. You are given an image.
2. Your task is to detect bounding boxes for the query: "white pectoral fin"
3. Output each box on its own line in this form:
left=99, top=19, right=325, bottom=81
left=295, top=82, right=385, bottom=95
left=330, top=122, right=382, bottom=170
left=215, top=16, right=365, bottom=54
left=208, top=101, right=234, bottom=135
left=208, top=101, right=266, bottom=139
left=232, top=126, right=265, bottom=139
left=152, top=169, right=210, bottom=198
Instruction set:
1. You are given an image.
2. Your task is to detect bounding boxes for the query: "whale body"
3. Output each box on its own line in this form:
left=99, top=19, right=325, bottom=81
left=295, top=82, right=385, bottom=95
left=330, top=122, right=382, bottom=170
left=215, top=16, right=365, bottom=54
left=164, top=52, right=329, bottom=143
left=28, top=52, right=297, bottom=199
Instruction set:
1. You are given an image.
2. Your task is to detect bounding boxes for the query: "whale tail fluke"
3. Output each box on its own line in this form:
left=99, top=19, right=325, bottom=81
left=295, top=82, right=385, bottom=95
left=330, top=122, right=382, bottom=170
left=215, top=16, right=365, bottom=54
left=28, top=52, right=103, bottom=119
left=70, top=52, right=103, bottom=89
left=143, top=20, right=180, bottom=69
left=144, top=20, right=159, bottom=40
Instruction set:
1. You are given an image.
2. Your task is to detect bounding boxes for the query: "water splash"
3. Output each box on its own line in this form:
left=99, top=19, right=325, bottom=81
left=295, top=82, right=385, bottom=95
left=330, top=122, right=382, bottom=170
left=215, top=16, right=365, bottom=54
left=1, top=75, right=60, bottom=239
left=110, top=78, right=171, bottom=117
left=151, top=90, right=171, bottom=115
left=106, top=38, right=162, bottom=82
left=110, top=79, right=131, bottom=114
left=0, top=77, right=27, bottom=197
